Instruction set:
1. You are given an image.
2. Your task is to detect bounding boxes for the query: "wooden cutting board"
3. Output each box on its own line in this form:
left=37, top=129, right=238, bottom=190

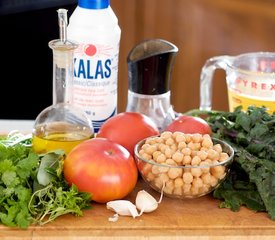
left=1, top=179, right=275, bottom=240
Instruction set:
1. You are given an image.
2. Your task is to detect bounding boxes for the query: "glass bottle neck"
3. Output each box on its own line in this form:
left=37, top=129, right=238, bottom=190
left=49, top=40, right=78, bottom=105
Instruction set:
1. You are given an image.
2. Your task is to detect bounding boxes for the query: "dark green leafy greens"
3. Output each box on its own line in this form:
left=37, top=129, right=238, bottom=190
left=188, top=106, right=275, bottom=220
left=0, top=132, right=91, bottom=228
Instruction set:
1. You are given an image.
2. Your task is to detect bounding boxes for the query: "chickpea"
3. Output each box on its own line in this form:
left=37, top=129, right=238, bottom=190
left=193, top=142, right=201, bottom=151
left=199, top=161, right=210, bottom=173
left=207, top=149, right=219, bottom=161
left=140, top=152, right=152, bottom=160
left=191, top=150, right=198, bottom=158
left=210, top=175, right=218, bottom=187
left=174, top=177, right=184, bottom=188
left=172, top=131, right=181, bottom=138
left=141, top=163, right=152, bottom=175
left=183, top=183, right=191, bottom=194
left=164, top=187, right=173, bottom=195
left=199, top=184, right=211, bottom=194
left=202, top=137, right=213, bottom=148
left=158, top=165, right=169, bottom=173
left=192, top=133, right=203, bottom=143
left=154, top=174, right=167, bottom=188
left=156, top=137, right=165, bottom=143
left=156, top=153, right=166, bottom=163
left=139, top=149, right=145, bottom=155
left=160, top=131, right=173, bottom=140
left=170, top=144, right=177, bottom=152
left=164, top=179, right=174, bottom=194
left=197, top=150, right=208, bottom=160
left=187, top=142, right=196, bottom=151
left=153, top=150, right=162, bottom=161
left=191, top=167, right=202, bottom=178
left=183, top=155, right=192, bottom=165
left=154, top=178, right=163, bottom=189
left=173, top=187, right=183, bottom=196
left=219, top=152, right=229, bottom=162
left=191, top=156, right=201, bottom=166
left=211, top=165, right=226, bottom=179
left=151, top=165, right=160, bottom=174
left=204, top=158, right=212, bottom=165
left=158, top=143, right=167, bottom=153
left=178, top=141, right=187, bottom=150
left=158, top=172, right=170, bottom=183
left=200, top=147, right=209, bottom=151
left=192, top=177, right=203, bottom=189
left=172, top=151, right=184, bottom=164
left=166, top=158, right=177, bottom=166
left=182, top=147, right=191, bottom=156
left=145, top=138, right=156, bottom=145
left=213, top=144, right=223, bottom=153
left=203, top=134, right=211, bottom=140
left=144, top=144, right=158, bottom=155
left=190, top=185, right=199, bottom=196
left=183, top=172, right=193, bottom=184
left=164, top=147, right=173, bottom=158
left=174, top=132, right=186, bottom=143
left=146, top=172, right=155, bottom=181
left=201, top=172, right=212, bottom=185
left=141, top=143, right=151, bottom=150
left=165, top=137, right=175, bottom=146
left=184, top=134, right=192, bottom=143
left=168, top=167, right=183, bottom=179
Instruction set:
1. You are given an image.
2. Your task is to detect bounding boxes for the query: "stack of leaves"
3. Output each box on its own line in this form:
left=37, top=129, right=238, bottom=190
left=189, top=106, right=275, bottom=220
left=0, top=132, right=91, bottom=228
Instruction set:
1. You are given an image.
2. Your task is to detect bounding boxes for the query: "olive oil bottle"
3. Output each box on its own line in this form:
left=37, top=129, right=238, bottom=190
left=32, top=9, right=94, bottom=155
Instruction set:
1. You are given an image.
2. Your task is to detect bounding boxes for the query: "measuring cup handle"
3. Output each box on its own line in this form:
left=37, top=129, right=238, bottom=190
left=199, top=56, right=233, bottom=110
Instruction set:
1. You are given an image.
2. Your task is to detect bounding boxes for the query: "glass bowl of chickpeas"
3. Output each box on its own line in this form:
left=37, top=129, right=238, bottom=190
left=134, top=131, right=234, bottom=199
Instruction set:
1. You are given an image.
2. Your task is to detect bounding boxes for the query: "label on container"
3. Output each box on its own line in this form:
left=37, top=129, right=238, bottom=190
left=72, top=42, right=119, bottom=132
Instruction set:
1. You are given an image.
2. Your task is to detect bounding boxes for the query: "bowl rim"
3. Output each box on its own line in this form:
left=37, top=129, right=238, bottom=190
left=134, top=137, right=234, bottom=169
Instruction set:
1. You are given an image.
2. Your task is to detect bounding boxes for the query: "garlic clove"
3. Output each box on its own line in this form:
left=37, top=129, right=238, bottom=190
left=106, top=200, right=139, bottom=218
left=135, top=190, right=159, bottom=214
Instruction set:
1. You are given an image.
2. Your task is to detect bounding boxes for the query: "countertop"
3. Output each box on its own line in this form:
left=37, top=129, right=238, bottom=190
left=1, top=180, right=275, bottom=240
left=0, top=119, right=34, bottom=134
left=1, top=120, right=275, bottom=239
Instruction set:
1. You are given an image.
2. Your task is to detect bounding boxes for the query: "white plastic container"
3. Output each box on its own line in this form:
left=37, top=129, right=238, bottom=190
left=67, top=0, right=121, bottom=133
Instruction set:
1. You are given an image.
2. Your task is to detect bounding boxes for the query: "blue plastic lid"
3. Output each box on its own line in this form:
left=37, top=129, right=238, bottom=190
left=78, top=0, right=110, bottom=9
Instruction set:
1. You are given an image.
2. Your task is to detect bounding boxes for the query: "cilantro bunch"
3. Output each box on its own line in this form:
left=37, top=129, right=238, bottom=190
left=189, top=106, right=275, bottom=220
left=0, top=133, right=91, bottom=228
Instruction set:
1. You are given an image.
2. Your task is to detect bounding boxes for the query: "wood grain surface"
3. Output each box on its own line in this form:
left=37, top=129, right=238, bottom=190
left=1, top=179, right=274, bottom=240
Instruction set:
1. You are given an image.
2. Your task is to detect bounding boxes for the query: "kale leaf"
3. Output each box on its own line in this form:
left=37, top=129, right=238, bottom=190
left=189, top=106, right=275, bottom=220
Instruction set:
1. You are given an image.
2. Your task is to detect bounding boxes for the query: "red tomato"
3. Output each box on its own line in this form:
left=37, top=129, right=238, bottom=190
left=63, top=138, right=138, bottom=203
left=97, top=112, right=159, bottom=156
left=165, top=115, right=212, bottom=135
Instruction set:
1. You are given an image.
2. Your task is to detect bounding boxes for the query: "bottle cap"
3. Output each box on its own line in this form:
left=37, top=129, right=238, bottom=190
left=78, top=0, right=110, bottom=9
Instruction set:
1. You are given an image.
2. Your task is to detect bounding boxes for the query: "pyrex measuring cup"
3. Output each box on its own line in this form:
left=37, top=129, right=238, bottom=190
left=200, top=52, right=275, bottom=113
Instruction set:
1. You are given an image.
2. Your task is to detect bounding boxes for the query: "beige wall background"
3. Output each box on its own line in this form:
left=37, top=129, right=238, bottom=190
left=111, top=0, right=275, bottom=114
